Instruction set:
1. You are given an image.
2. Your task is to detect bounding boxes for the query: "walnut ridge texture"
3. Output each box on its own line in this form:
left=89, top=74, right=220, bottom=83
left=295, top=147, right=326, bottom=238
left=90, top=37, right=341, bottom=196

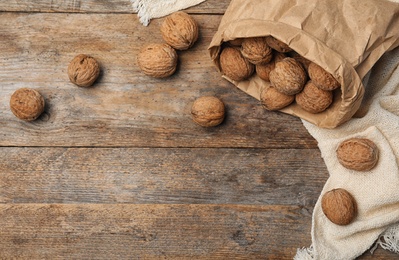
left=160, top=11, right=199, bottom=50
left=240, top=37, right=273, bottom=65
left=337, top=138, right=379, bottom=171
left=219, top=47, right=254, bottom=81
left=296, top=81, right=333, bottom=114
left=191, top=96, right=225, bottom=127
left=308, top=62, right=341, bottom=91
left=260, top=86, right=294, bottom=111
left=269, top=57, right=307, bottom=95
left=256, top=52, right=286, bottom=81
left=10, top=88, right=45, bottom=121
left=68, top=54, right=100, bottom=87
left=137, top=43, right=178, bottom=78
left=321, top=188, right=357, bottom=226
left=265, top=36, right=292, bottom=53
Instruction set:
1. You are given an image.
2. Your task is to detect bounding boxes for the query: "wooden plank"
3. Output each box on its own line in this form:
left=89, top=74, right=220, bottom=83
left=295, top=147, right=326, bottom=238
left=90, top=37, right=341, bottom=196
left=0, top=0, right=229, bottom=14
left=0, top=13, right=316, bottom=148
left=0, top=204, right=312, bottom=259
left=0, top=147, right=327, bottom=205
left=0, top=204, right=394, bottom=259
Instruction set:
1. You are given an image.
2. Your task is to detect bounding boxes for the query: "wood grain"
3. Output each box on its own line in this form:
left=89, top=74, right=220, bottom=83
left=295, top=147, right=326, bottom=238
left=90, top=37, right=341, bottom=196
left=0, top=204, right=393, bottom=259
left=0, top=0, right=229, bottom=14
left=0, top=147, right=327, bottom=205
left=0, top=13, right=316, bottom=148
left=1, top=2, right=396, bottom=259
left=0, top=204, right=312, bottom=259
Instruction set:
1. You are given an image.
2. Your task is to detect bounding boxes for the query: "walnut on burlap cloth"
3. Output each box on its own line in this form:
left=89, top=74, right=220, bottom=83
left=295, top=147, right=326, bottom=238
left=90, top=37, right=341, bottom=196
left=296, top=46, right=399, bottom=259
left=131, top=0, right=206, bottom=26
left=207, top=0, right=399, bottom=259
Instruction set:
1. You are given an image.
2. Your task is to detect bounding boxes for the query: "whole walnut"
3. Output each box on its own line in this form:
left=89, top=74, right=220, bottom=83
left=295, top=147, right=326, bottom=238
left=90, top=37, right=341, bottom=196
left=240, top=37, right=273, bottom=65
left=260, top=86, right=294, bottom=111
left=269, top=57, right=307, bottom=95
left=337, top=138, right=379, bottom=171
left=137, top=43, right=178, bottom=78
left=10, top=88, right=45, bottom=121
left=219, top=47, right=254, bottom=82
left=160, top=11, right=199, bottom=50
left=308, top=62, right=341, bottom=91
left=191, top=96, right=225, bottom=127
left=295, top=81, right=333, bottom=113
left=68, top=54, right=100, bottom=87
left=256, top=52, right=286, bottom=81
left=265, top=36, right=292, bottom=53
left=322, top=188, right=357, bottom=226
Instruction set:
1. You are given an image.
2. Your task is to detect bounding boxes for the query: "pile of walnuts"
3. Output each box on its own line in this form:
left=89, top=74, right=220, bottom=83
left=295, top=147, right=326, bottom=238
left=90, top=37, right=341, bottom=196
left=219, top=36, right=341, bottom=114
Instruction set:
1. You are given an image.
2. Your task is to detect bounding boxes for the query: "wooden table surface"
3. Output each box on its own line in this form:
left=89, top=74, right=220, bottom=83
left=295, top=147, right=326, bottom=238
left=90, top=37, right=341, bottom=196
left=0, top=1, right=395, bottom=259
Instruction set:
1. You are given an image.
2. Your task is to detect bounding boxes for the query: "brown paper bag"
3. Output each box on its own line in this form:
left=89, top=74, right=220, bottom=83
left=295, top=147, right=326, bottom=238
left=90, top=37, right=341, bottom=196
left=209, top=0, right=399, bottom=128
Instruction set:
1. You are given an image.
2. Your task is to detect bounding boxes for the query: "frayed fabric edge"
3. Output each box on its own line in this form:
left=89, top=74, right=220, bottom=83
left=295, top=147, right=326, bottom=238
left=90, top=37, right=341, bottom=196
left=130, top=0, right=206, bottom=26
left=294, top=245, right=314, bottom=260
left=371, top=224, right=399, bottom=254
left=130, top=0, right=151, bottom=26
left=295, top=225, right=399, bottom=260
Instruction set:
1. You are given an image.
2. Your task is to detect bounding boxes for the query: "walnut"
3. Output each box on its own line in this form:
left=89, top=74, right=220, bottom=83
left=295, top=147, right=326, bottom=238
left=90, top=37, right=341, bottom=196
left=337, top=138, right=379, bottom=171
left=137, top=43, right=178, bottom=78
left=269, top=57, right=307, bottom=95
left=240, top=37, right=273, bottom=65
left=265, top=36, right=292, bottom=53
left=256, top=52, right=286, bottom=81
left=191, top=96, right=225, bottom=127
left=160, top=11, right=199, bottom=50
left=10, top=88, right=45, bottom=121
left=260, top=86, right=294, bottom=111
left=322, top=188, right=357, bottom=226
left=219, top=47, right=254, bottom=82
left=308, top=62, right=341, bottom=91
left=295, top=81, right=333, bottom=113
left=68, top=54, right=100, bottom=87
left=227, top=38, right=244, bottom=47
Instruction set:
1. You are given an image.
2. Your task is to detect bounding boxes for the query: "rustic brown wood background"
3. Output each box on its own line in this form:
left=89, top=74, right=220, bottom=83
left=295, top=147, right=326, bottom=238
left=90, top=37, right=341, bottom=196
left=0, top=0, right=395, bottom=259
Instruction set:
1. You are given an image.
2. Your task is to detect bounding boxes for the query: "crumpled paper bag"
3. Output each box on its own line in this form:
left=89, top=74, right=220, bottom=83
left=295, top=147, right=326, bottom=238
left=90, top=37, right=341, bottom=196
left=208, top=0, right=399, bottom=128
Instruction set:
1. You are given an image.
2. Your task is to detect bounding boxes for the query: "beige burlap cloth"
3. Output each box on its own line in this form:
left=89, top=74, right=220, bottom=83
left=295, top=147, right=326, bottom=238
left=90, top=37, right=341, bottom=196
left=295, top=37, right=399, bottom=260
left=131, top=0, right=206, bottom=26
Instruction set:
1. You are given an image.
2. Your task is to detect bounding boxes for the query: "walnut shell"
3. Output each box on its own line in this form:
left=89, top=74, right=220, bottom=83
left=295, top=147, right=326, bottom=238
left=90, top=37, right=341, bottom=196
left=290, top=53, right=311, bottom=71
left=191, top=96, right=225, bottom=127
left=10, top=88, right=45, bottom=121
left=322, top=188, right=357, bottom=226
left=137, top=43, right=178, bottom=78
left=337, top=138, right=379, bottom=171
left=68, top=54, right=100, bottom=87
left=265, top=36, right=292, bottom=53
left=260, top=87, right=295, bottom=111
left=295, top=81, right=333, bottom=113
left=227, top=38, right=244, bottom=47
left=269, top=58, right=307, bottom=95
left=160, top=11, right=199, bottom=50
left=308, top=62, right=341, bottom=91
left=219, top=47, right=254, bottom=82
left=256, top=52, right=286, bottom=81
left=240, top=37, right=273, bottom=65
